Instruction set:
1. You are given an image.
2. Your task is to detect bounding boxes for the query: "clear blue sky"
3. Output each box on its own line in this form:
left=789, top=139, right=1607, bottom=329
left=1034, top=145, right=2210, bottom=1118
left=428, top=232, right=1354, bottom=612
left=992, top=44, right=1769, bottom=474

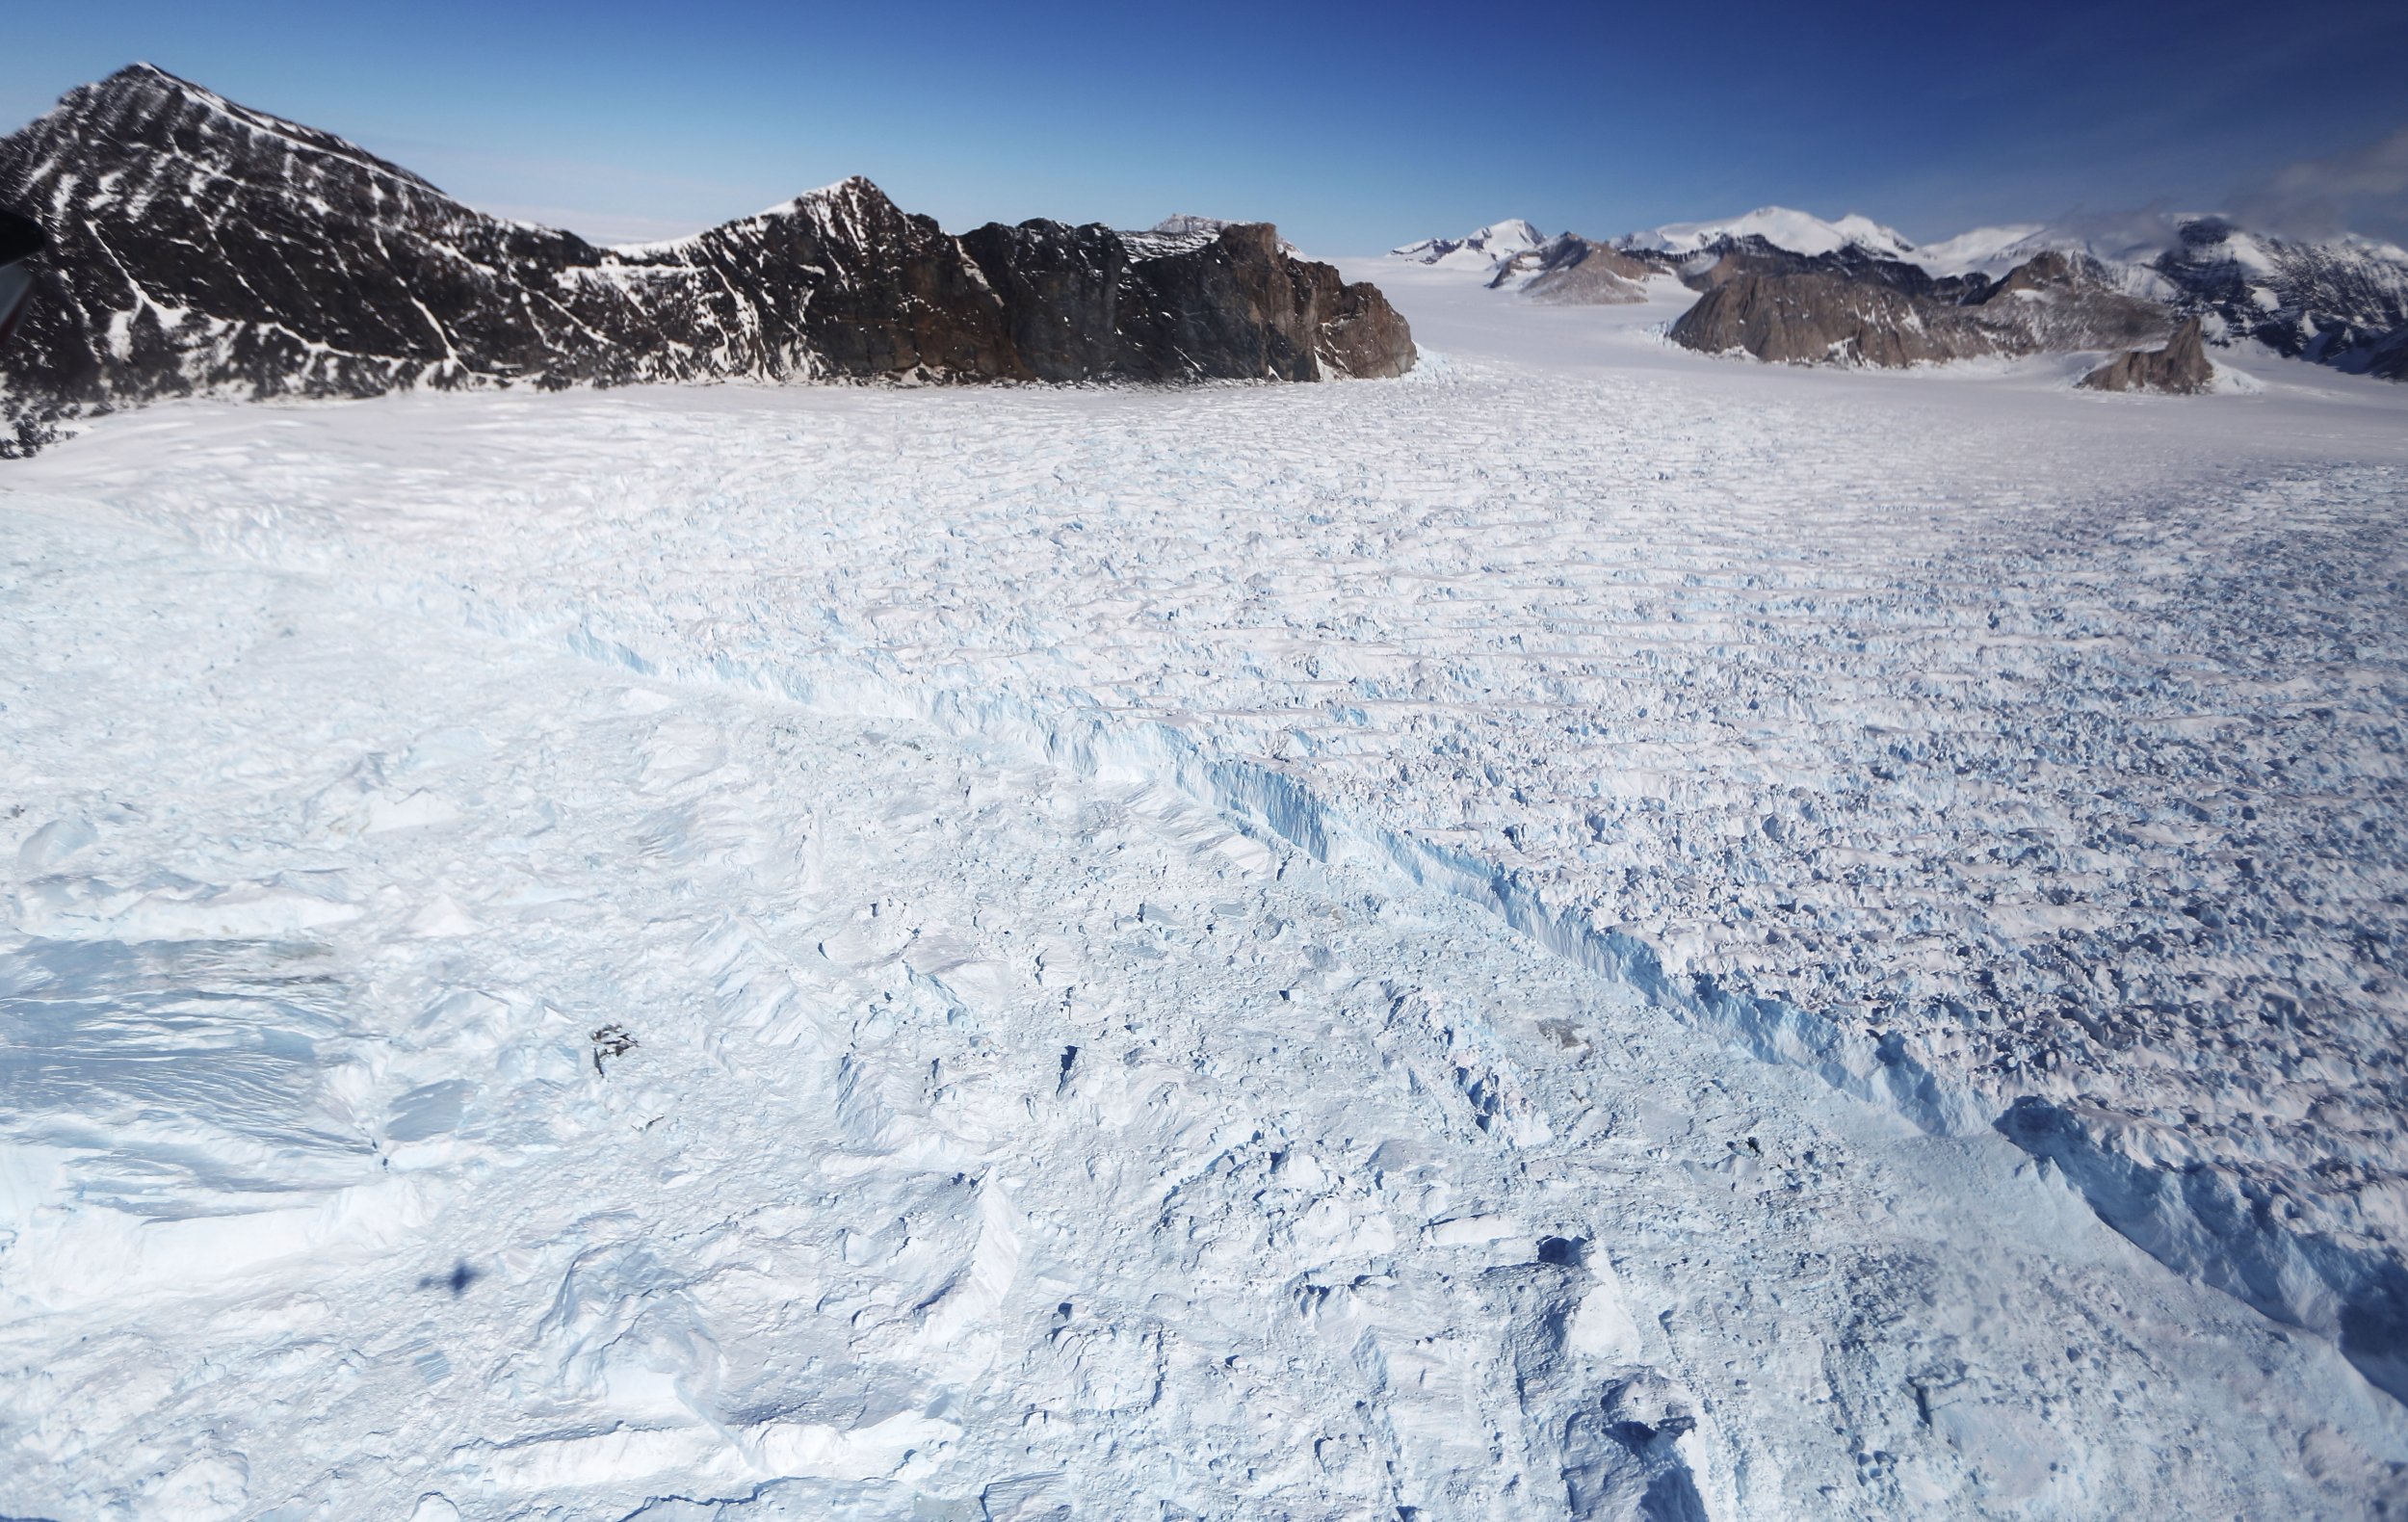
left=6, top=0, right=2405, bottom=251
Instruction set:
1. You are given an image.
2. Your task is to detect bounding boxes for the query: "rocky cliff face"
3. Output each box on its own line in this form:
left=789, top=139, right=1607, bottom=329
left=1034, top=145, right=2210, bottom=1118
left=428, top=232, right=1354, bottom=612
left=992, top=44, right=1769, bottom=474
left=1402, top=204, right=2408, bottom=384
left=1668, top=271, right=2004, bottom=365
left=2154, top=219, right=2408, bottom=379
left=1669, top=241, right=2174, bottom=369
left=1485, top=236, right=1660, bottom=304
left=2080, top=316, right=2216, bottom=394
left=0, top=66, right=1413, bottom=452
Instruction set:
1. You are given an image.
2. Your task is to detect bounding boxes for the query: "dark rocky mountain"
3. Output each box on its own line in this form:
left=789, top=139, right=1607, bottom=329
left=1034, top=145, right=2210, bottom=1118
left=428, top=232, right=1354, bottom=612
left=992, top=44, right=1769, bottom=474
left=1667, top=242, right=2173, bottom=367
left=1485, top=235, right=1660, bottom=304
left=2153, top=219, right=2408, bottom=380
left=1410, top=204, right=2408, bottom=384
left=1671, top=234, right=1982, bottom=302
left=1660, top=219, right=2406, bottom=384
left=0, top=65, right=1413, bottom=454
left=1669, top=271, right=2001, bottom=366
left=2080, top=316, right=2216, bottom=394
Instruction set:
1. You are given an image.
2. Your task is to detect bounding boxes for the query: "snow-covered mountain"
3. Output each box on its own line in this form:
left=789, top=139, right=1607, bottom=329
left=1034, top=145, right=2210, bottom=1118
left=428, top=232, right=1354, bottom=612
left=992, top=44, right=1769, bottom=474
left=1620, top=206, right=1917, bottom=262
left=1403, top=199, right=2408, bottom=382
left=0, top=66, right=1415, bottom=452
left=1390, top=218, right=1548, bottom=272
left=2157, top=219, right=2408, bottom=377
left=1388, top=220, right=1677, bottom=305
left=1907, top=223, right=2067, bottom=276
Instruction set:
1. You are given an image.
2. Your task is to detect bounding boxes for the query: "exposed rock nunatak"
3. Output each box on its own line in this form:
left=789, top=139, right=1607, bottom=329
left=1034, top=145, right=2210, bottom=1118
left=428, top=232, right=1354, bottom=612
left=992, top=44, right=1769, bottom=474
left=1667, top=244, right=2176, bottom=370
left=1488, top=237, right=1660, bottom=305
left=1667, top=272, right=2005, bottom=366
left=0, top=65, right=1414, bottom=453
left=2079, top=316, right=2216, bottom=395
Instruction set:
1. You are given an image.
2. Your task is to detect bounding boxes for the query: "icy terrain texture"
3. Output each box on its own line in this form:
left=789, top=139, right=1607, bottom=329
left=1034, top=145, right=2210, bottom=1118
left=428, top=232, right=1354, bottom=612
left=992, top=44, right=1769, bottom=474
left=4, top=271, right=2408, bottom=1517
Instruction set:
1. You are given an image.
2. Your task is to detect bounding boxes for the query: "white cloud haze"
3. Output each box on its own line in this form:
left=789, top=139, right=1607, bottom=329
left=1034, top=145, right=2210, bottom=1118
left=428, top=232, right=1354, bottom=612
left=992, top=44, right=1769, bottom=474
left=2233, top=122, right=2408, bottom=243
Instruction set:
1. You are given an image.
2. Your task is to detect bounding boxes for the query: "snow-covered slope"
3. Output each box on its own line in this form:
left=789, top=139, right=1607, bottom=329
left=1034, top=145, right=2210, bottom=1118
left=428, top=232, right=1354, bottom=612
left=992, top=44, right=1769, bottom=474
left=1909, top=223, right=2063, bottom=276
left=1898, top=217, right=2408, bottom=378
left=7, top=271, right=2408, bottom=1519
left=1403, top=198, right=2408, bottom=381
left=1390, top=218, right=1549, bottom=273
left=1621, top=206, right=1917, bottom=261
left=2154, top=220, right=2408, bottom=377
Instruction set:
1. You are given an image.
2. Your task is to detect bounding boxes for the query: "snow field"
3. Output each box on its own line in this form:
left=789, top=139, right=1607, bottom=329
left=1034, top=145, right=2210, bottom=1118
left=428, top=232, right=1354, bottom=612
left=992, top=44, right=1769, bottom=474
left=5, top=273, right=2408, bottom=1514
left=3, top=496, right=2403, bottom=1519
left=22, top=268, right=2408, bottom=1368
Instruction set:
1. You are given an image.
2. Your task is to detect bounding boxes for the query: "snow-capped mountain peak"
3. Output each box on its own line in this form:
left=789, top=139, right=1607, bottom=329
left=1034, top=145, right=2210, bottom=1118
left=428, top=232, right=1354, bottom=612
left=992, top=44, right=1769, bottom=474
left=1390, top=218, right=1548, bottom=270
left=69, top=61, right=446, bottom=198
left=1904, top=223, right=2053, bottom=276
left=1467, top=217, right=1545, bottom=249
left=1622, top=206, right=1916, bottom=261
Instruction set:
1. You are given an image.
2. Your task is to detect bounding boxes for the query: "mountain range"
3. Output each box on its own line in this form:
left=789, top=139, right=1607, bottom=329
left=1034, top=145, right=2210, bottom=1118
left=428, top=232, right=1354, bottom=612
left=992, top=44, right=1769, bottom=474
left=0, top=66, right=1416, bottom=455
left=1396, top=207, right=2408, bottom=382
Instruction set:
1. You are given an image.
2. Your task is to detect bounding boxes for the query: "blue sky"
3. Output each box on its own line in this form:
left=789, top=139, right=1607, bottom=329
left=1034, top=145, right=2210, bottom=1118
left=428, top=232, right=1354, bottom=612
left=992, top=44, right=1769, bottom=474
left=7, top=0, right=2405, bottom=250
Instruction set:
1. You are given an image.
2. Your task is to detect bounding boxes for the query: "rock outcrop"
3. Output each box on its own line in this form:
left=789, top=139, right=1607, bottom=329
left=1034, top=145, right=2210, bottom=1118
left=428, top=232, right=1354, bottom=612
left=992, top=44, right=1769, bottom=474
left=0, top=65, right=1413, bottom=452
left=1406, top=203, right=2408, bottom=384
left=1668, top=240, right=2176, bottom=370
left=2079, top=316, right=2215, bottom=394
left=1487, top=236, right=1660, bottom=304
left=1668, top=271, right=2004, bottom=365
left=1120, top=215, right=1300, bottom=259
left=2154, top=219, right=2408, bottom=379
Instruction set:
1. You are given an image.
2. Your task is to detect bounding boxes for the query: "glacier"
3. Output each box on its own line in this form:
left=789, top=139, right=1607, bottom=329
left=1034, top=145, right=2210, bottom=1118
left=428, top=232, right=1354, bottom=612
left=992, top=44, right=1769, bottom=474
left=3, top=262, right=2407, bottom=1518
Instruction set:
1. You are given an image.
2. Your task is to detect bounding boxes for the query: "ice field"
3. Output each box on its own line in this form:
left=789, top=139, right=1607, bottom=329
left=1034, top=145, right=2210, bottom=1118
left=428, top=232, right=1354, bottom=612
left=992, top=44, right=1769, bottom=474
left=5, top=270, right=2408, bottom=1517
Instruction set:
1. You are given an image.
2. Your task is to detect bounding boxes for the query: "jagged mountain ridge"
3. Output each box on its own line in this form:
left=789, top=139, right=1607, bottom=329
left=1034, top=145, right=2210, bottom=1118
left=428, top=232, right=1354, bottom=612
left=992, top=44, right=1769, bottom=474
left=0, top=65, right=1414, bottom=452
left=1398, top=205, right=2408, bottom=380
left=1668, top=246, right=2176, bottom=369
left=2158, top=220, right=2408, bottom=379
left=1389, top=219, right=1546, bottom=272
left=1621, top=206, right=1917, bottom=261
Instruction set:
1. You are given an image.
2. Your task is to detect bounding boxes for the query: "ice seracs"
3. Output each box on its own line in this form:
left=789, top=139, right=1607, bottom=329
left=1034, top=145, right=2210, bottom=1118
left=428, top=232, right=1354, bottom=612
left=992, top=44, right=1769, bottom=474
left=6, top=305, right=2407, bottom=1515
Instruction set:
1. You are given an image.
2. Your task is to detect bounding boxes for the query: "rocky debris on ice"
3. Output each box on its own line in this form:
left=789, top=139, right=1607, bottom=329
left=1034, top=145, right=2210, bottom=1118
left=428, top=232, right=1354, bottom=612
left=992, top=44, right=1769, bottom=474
left=0, top=66, right=1415, bottom=454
